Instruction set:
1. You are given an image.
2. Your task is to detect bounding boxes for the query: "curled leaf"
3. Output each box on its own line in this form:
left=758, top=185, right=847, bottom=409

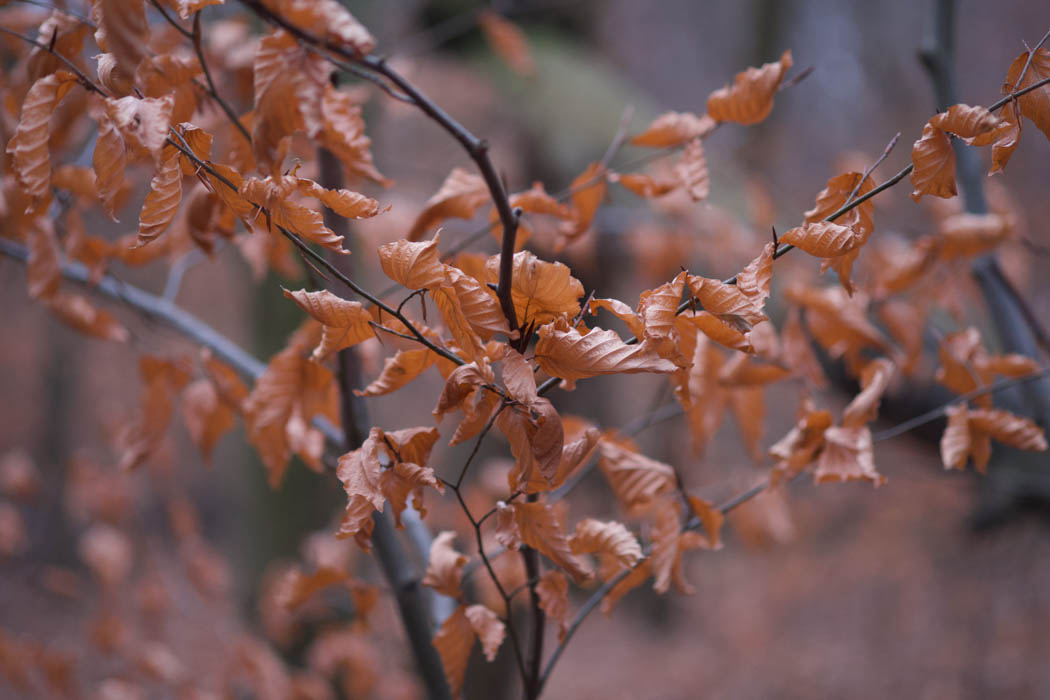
left=706, top=50, right=792, bottom=125
left=910, top=122, right=956, bottom=202
left=631, top=111, right=716, bottom=148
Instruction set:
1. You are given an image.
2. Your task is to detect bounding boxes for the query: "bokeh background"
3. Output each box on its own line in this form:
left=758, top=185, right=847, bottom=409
left=2, top=0, right=1050, bottom=698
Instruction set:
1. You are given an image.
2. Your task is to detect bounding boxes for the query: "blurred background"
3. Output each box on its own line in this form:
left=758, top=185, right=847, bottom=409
left=2, top=0, right=1050, bottom=698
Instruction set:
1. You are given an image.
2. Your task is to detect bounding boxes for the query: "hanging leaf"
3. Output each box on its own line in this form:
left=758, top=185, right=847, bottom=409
left=557, top=162, right=606, bottom=249
left=813, top=426, right=884, bottom=486
left=6, top=70, right=78, bottom=211
left=706, top=50, right=792, bottom=125
left=282, top=289, right=376, bottom=360
left=598, top=441, right=675, bottom=513
left=478, top=10, right=535, bottom=76
left=674, top=137, right=709, bottom=201
left=536, top=571, right=570, bottom=641
left=990, top=100, right=1021, bottom=174
left=408, top=168, right=489, bottom=241
left=779, top=221, right=860, bottom=258
left=1003, top=48, right=1050, bottom=140
left=485, top=251, right=584, bottom=327
left=509, top=501, right=592, bottom=583
left=534, top=321, right=677, bottom=389
left=433, top=606, right=473, bottom=697
left=44, top=293, right=129, bottom=342
left=631, top=111, right=716, bottom=147
left=569, top=519, right=643, bottom=569
left=464, top=604, right=505, bottom=661
left=909, top=122, right=956, bottom=202
left=319, top=84, right=390, bottom=186
left=929, top=103, right=1003, bottom=144
left=422, top=531, right=468, bottom=599
left=136, top=144, right=183, bottom=247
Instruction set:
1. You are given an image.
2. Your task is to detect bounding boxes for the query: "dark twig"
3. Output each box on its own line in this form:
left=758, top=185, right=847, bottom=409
left=148, top=0, right=193, bottom=39
left=191, top=12, right=253, bottom=144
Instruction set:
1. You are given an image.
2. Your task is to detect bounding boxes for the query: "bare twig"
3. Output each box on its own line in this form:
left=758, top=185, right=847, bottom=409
left=191, top=12, right=253, bottom=144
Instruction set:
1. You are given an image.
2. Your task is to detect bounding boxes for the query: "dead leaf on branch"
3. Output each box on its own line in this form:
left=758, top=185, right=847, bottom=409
left=707, top=50, right=793, bottom=125
left=631, top=111, right=716, bottom=148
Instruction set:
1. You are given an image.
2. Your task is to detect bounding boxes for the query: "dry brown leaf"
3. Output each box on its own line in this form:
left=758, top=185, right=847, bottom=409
left=136, top=143, right=182, bottom=247
left=536, top=571, right=570, bottom=641
left=557, top=162, right=606, bottom=249
left=910, top=122, right=956, bottom=202
left=930, top=103, right=1003, bottom=144
left=1004, top=48, right=1050, bottom=140
left=938, top=212, right=1010, bottom=259
left=534, top=321, right=677, bottom=389
left=105, top=94, right=174, bottom=163
left=631, top=111, right=716, bottom=147
left=44, top=293, right=129, bottom=342
left=355, top=348, right=437, bottom=397
left=282, top=289, right=375, bottom=360
left=511, top=501, right=592, bottom=583
left=26, top=222, right=61, bottom=301
left=378, top=234, right=446, bottom=290
left=252, top=30, right=332, bottom=173
left=478, top=10, right=535, bottom=76
left=990, top=100, right=1022, bottom=174
left=780, top=221, right=860, bottom=258
left=706, top=50, right=792, bottom=125
left=675, top=137, right=709, bottom=201
left=464, top=604, right=505, bottom=661
left=485, top=251, right=583, bottom=327
left=319, top=84, right=389, bottom=186
left=598, top=441, right=675, bottom=513
left=569, top=519, right=643, bottom=569
left=408, top=168, right=489, bottom=241
left=940, top=404, right=971, bottom=470
left=433, top=606, right=473, bottom=697
left=6, top=71, right=78, bottom=211
left=181, top=378, right=235, bottom=461
left=422, top=531, right=467, bottom=599
left=813, top=425, right=884, bottom=486
left=841, top=358, right=894, bottom=428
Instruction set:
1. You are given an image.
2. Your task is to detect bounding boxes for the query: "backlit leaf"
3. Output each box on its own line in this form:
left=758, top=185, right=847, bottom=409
left=780, top=221, right=859, bottom=258
left=909, top=122, right=956, bottom=202
left=6, top=71, right=78, bottom=211
left=536, top=571, right=569, bottom=641
left=534, top=321, right=677, bottom=388
left=282, top=289, right=375, bottom=360
left=422, top=531, right=467, bottom=599
left=569, top=519, right=643, bottom=569
left=631, top=111, right=716, bottom=148
left=408, top=168, right=489, bottom=242
left=706, top=50, right=792, bottom=125
left=597, top=441, right=675, bottom=513
left=136, top=143, right=182, bottom=247
left=485, top=251, right=584, bottom=327
left=1003, top=48, right=1050, bottom=140
left=464, top=604, right=505, bottom=661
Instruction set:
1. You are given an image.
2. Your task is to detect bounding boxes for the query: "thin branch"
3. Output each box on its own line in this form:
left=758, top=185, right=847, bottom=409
left=147, top=0, right=193, bottom=39
left=845, top=131, right=900, bottom=205
left=454, top=404, right=506, bottom=489
left=234, top=0, right=522, bottom=335
left=0, top=25, right=109, bottom=96
left=191, top=12, right=253, bottom=144
left=305, top=44, right=414, bottom=104
left=12, top=0, right=96, bottom=28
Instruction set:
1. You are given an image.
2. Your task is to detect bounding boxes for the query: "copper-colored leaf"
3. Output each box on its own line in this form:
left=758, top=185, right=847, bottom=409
left=355, top=348, right=437, bottom=397
left=96, top=0, right=150, bottom=86
left=813, top=426, right=884, bottom=486
left=105, top=95, right=174, bottom=162
left=433, top=605, right=473, bottom=697
left=569, top=519, right=643, bottom=569
left=841, top=358, right=894, bottom=428
left=990, top=100, right=1021, bottom=174
left=378, top=234, right=446, bottom=290
left=282, top=289, right=375, bottom=360
left=44, top=293, right=129, bottom=342
left=408, top=168, right=489, bottom=242
left=535, top=322, right=677, bottom=389
left=940, top=404, right=971, bottom=471
left=706, top=50, right=792, bottom=125
left=598, top=441, right=675, bottom=513
left=478, top=10, right=534, bottom=76
left=464, top=604, right=505, bottom=662
left=937, top=212, right=1009, bottom=259
left=1003, top=48, right=1050, bottom=140
left=685, top=495, right=724, bottom=549
left=557, top=162, right=606, bottom=248
left=6, top=71, right=78, bottom=211
left=910, top=122, right=956, bottom=202
left=511, top=501, right=592, bottom=583
left=26, top=222, right=61, bottom=301
left=638, top=271, right=688, bottom=364
left=93, top=110, right=127, bottom=220
left=631, top=111, right=716, bottom=148
left=422, top=531, right=467, bottom=599
left=275, top=0, right=375, bottom=54
left=136, top=144, right=183, bottom=247
left=675, top=137, right=709, bottom=201
left=335, top=429, right=384, bottom=549
left=969, top=409, right=1048, bottom=453
left=930, top=103, right=1003, bottom=144
left=485, top=251, right=584, bottom=327
left=536, top=571, right=570, bottom=641
left=296, top=178, right=382, bottom=219
left=780, top=221, right=859, bottom=258
left=319, top=84, right=389, bottom=186
left=181, top=378, right=235, bottom=461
